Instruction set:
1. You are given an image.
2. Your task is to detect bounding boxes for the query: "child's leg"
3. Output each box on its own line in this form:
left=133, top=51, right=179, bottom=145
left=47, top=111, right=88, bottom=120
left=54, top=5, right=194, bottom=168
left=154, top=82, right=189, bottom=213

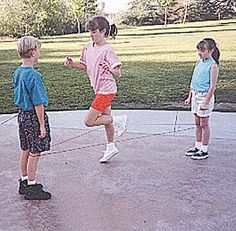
left=185, top=114, right=201, bottom=156
left=191, top=116, right=210, bottom=159
left=194, top=114, right=202, bottom=142
left=27, top=154, right=40, bottom=182
left=20, top=150, right=29, bottom=177
left=102, top=106, right=114, bottom=143
left=84, top=107, right=112, bottom=127
left=24, top=152, right=51, bottom=200
left=200, top=116, right=210, bottom=145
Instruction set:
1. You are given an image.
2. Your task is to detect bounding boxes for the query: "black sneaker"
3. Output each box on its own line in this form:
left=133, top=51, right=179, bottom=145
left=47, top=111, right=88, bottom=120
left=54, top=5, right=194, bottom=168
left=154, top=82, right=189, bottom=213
left=19, top=179, right=28, bottom=195
left=185, top=147, right=199, bottom=156
left=18, top=179, right=43, bottom=195
left=24, top=184, right=51, bottom=200
left=191, top=150, right=209, bottom=160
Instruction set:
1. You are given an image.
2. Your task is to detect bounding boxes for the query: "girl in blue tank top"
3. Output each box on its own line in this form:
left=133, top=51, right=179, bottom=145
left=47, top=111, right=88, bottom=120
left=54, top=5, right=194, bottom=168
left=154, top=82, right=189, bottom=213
left=184, top=38, right=220, bottom=160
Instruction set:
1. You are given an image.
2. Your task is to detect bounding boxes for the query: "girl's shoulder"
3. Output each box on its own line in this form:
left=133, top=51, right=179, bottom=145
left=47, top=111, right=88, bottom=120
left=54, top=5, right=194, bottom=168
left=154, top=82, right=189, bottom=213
left=209, top=57, right=216, bottom=64
left=195, top=60, right=201, bottom=66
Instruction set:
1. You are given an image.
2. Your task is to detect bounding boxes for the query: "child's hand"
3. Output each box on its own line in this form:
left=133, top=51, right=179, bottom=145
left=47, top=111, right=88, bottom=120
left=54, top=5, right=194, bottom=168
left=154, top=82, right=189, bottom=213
left=39, top=125, right=46, bottom=138
left=184, top=97, right=191, bottom=105
left=200, top=102, right=208, bottom=110
left=99, top=62, right=111, bottom=73
left=64, top=56, right=73, bottom=67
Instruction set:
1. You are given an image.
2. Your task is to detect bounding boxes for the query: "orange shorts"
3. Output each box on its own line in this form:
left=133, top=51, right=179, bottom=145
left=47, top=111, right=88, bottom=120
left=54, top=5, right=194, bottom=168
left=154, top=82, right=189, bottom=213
left=91, top=94, right=116, bottom=112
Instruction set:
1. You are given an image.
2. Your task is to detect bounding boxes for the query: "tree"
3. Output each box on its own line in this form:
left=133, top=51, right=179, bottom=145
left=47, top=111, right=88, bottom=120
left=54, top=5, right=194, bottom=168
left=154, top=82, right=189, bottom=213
left=174, top=0, right=196, bottom=24
left=212, top=0, right=236, bottom=20
left=186, top=0, right=216, bottom=21
left=73, top=0, right=97, bottom=33
left=157, top=0, right=176, bottom=27
left=120, top=0, right=162, bottom=26
left=0, top=0, right=25, bottom=36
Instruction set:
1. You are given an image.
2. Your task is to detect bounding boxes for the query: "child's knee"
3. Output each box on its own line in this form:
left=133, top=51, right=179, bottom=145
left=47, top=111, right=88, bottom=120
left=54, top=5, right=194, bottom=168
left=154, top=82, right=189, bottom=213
left=84, top=118, right=94, bottom=127
left=200, top=123, right=209, bottom=129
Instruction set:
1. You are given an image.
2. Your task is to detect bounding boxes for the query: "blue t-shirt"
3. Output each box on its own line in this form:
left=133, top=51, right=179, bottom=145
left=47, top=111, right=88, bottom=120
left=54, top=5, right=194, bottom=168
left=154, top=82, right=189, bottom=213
left=13, top=66, right=48, bottom=111
left=191, top=57, right=216, bottom=92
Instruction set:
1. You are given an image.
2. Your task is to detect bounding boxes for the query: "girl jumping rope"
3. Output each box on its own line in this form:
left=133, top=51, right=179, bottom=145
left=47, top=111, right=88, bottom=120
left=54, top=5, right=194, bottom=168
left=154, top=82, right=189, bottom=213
left=64, top=16, right=128, bottom=163
left=185, top=38, right=220, bottom=160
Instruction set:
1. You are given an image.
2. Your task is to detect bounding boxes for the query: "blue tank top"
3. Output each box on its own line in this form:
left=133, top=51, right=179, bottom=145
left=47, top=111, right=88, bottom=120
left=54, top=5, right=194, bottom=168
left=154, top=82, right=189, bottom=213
left=191, top=57, right=216, bottom=92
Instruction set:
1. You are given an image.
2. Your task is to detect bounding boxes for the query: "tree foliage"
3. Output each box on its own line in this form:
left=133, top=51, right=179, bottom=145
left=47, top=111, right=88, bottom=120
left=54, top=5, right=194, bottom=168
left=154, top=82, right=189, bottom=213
left=0, top=0, right=235, bottom=36
left=119, top=0, right=163, bottom=25
left=0, top=0, right=97, bottom=37
left=116, top=0, right=235, bottom=26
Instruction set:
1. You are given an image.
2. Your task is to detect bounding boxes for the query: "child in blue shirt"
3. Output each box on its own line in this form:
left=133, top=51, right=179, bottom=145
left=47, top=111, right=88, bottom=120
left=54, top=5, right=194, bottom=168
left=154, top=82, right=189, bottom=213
left=185, top=38, right=220, bottom=160
left=13, top=36, right=51, bottom=200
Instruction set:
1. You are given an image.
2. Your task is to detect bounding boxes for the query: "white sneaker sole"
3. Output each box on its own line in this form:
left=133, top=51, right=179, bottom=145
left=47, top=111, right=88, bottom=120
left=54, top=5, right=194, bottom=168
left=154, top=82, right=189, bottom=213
left=99, top=150, right=118, bottom=163
left=191, top=155, right=209, bottom=160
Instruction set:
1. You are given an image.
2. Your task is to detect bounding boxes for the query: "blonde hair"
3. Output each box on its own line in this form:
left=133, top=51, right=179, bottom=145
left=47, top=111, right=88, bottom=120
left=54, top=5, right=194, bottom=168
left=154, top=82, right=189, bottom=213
left=17, top=36, right=41, bottom=58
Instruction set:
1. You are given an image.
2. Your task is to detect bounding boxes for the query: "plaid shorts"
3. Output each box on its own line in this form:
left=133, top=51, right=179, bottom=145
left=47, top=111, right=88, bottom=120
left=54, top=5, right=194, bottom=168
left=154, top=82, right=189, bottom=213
left=18, top=110, right=51, bottom=154
left=191, top=91, right=214, bottom=117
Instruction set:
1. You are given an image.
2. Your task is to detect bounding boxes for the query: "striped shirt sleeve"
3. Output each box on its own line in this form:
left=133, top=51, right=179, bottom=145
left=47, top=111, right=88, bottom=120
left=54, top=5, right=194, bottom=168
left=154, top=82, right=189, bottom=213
left=106, top=49, right=122, bottom=69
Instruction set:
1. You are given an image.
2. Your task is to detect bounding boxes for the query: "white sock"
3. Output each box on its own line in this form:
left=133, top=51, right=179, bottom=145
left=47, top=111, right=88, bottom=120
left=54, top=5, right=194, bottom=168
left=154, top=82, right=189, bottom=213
left=28, top=180, right=36, bottom=185
left=195, top=141, right=201, bottom=149
left=106, top=142, right=115, bottom=150
left=21, top=176, right=28, bottom=181
left=201, top=145, right=208, bottom=153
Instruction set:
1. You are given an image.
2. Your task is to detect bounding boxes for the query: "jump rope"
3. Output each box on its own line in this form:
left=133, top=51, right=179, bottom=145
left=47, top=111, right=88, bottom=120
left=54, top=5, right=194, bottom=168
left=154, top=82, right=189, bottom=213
left=0, top=112, right=195, bottom=157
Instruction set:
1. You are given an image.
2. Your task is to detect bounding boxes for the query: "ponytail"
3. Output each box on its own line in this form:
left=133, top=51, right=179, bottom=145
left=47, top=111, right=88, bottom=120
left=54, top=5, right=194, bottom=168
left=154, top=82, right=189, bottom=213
left=203, top=38, right=220, bottom=65
left=212, top=46, right=220, bottom=65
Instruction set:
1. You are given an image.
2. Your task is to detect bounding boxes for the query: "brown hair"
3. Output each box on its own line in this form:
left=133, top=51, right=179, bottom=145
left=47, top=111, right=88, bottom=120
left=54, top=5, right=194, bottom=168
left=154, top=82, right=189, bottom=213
left=17, top=36, right=41, bottom=58
left=86, top=16, right=110, bottom=37
left=196, top=38, right=220, bottom=64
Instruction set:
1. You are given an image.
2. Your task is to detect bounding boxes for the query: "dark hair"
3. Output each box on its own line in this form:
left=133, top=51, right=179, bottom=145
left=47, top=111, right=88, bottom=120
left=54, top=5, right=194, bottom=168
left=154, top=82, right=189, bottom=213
left=196, top=38, right=220, bottom=64
left=86, top=16, right=110, bottom=37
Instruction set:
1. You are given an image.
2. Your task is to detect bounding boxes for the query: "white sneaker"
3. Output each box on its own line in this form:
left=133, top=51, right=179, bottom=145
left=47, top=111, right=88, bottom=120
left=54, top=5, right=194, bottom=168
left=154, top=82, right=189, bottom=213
left=115, top=115, right=128, bottom=137
left=99, top=146, right=118, bottom=163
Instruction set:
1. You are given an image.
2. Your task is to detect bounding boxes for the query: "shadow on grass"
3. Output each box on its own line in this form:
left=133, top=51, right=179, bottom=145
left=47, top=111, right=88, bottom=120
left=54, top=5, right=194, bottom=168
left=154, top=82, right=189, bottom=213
left=1, top=60, right=235, bottom=113
left=119, top=28, right=236, bottom=37
left=142, top=21, right=236, bottom=31
left=0, top=49, right=194, bottom=62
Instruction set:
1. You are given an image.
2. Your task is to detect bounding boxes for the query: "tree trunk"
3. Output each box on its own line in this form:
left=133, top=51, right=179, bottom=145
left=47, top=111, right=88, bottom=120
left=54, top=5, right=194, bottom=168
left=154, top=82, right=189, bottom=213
left=77, top=18, right=81, bottom=34
left=183, top=4, right=188, bottom=24
left=164, top=6, right=167, bottom=27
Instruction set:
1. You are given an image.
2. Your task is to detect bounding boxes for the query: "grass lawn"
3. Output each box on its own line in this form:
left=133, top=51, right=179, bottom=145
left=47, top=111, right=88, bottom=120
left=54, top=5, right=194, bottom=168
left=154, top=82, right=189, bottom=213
left=0, top=19, right=236, bottom=113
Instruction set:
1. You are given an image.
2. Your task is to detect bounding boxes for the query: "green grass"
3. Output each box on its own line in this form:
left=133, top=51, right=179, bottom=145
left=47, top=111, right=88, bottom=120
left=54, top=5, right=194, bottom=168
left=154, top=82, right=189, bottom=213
left=1, top=19, right=236, bottom=113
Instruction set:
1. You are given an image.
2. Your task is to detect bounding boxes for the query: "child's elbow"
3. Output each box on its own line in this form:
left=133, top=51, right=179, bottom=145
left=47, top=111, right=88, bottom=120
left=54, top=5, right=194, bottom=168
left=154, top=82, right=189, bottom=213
left=116, top=72, right=121, bottom=78
left=116, top=69, right=121, bottom=78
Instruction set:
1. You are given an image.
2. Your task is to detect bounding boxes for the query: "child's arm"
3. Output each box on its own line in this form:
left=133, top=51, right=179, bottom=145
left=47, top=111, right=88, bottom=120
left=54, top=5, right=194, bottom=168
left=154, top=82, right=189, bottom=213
left=35, top=104, right=46, bottom=138
left=64, top=57, right=87, bottom=71
left=100, top=63, right=121, bottom=78
left=108, top=66, right=121, bottom=78
left=201, top=64, right=218, bottom=109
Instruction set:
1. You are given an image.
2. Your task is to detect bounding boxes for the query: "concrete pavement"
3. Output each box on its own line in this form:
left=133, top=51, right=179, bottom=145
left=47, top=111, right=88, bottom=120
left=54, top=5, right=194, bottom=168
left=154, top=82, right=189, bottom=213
left=0, top=110, right=235, bottom=231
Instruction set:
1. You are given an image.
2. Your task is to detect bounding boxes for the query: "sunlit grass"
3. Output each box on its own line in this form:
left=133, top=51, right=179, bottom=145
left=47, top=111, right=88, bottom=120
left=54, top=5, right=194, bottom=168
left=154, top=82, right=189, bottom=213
left=0, top=19, right=236, bottom=113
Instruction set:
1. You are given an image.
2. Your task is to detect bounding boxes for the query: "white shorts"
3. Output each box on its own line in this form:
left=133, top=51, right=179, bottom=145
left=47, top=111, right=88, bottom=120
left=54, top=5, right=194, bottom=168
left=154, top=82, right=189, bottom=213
left=191, top=91, right=214, bottom=117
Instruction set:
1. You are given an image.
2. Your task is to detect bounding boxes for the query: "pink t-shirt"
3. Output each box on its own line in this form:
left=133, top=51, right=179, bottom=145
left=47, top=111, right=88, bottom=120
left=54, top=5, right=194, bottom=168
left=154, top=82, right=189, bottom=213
left=79, top=42, right=122, bottom=94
